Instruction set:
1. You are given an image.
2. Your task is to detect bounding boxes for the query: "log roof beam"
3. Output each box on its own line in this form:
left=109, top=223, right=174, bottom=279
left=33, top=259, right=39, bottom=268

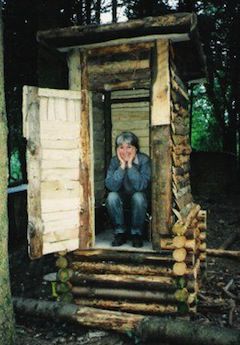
left=37, top=13, right=206, bottom=82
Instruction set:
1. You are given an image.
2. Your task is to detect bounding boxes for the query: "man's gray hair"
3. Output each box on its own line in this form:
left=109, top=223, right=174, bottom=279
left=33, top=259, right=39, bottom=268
left=115, top=132, right=139, bottom=152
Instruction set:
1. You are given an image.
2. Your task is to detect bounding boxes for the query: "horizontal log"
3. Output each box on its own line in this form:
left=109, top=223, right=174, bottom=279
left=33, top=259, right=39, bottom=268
left=88, top=41, right=154, bottom=57
left=199, top=252, right=207, bottom=262
left=172, top=134, right=189, bottom=146
left=111, top=89, right=149, bottom=99
left=70, top=273, right=176, bottom=290
left=173, top=262, right=187, bottom=276
left=173, top=177, right=190, bottom=192
left=88, top=49, right=150, bottom=66
left=172, top=152, right=190, bottom=167
left=179, top=202, right=194, bottom=219
left=172, top=172, right=190, bottom=184
left=199, top=242, right=207, bottom=252
left=173, top=185, right=191, bottom=200
left=74, top=298, right=178, bottom=315
left=173, top=235, right=186, bottom=248
left=197, top=210, right=207, bottom=221
left=173, top=248, right=187, bottom=262
left=184, top=227, right=200, bottom=239
left=171, top=102, right=189, bottom=117
left=160, top=237, right=199, bottom=253
left=174, top=191, right=192, bottom=210
left=71, top=286, right=178, bottom=303
left=199, top=232, right=206, bottom=241
left=171, top=122, right=189, bottom=136
left=185, top=204, right=201, bottom=227
left=89, top=69, right=151, bottom=91
left=104, top=79, right=150, bottom=91
left=89, top=59, right=149, bottom=75
left=71, top=249, right=173, bottom=265
left=171, top=89, right=188, bottom=110
left=171, top=78, right=189, bottom=102
left=170, top=67, right=189, bottom=100
left=13, top=297, right=142, bottom=333
left=70, top=261, right=173, bottom=276
left=172, top=162, right=190, bottom=176
left=14, top=297, right=240, bottom=344
left=198, top=221, right=207, bottom=231
left=172, top=144, right=192, bottom=155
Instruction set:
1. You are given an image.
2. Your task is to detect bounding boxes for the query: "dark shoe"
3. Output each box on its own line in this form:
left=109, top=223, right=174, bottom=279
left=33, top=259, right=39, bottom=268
left=132, top=235, right=143, bottom=248
left=112, top=233, right=127, bottom=247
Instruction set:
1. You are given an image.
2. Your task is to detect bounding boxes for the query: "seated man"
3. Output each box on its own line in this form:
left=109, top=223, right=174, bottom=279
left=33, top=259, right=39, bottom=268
left=105, top=131, right=151, bottom=248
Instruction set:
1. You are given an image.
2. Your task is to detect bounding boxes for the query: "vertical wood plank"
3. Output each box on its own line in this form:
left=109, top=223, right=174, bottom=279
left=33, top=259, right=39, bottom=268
left=104, top=92, right=112, bottom=171
left=79, top=50, right=94, bottom=248
left=67, top=49, right=81, bottom=90
left=151, top=126, right=172, bottom=249
left=151, top=40, right=170, bottom=126
left=24, top=86, right=43, bottom=259
left=150, top=40, right=172, bottom=249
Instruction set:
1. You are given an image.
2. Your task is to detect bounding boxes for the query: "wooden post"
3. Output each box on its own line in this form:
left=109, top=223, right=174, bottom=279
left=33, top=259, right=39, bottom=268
left=79, top=50, right=94, bottom=248
left=151, top=40, right=172, bottom=249
left=67, top=49, right=81, bottom=90
left=23, top=86, right=43, bottom=259
left=104, top=91, right=112, bottom=170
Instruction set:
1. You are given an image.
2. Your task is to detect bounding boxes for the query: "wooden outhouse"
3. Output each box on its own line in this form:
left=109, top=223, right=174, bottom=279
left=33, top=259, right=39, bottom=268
left=23, top=13, right=207, bottom=316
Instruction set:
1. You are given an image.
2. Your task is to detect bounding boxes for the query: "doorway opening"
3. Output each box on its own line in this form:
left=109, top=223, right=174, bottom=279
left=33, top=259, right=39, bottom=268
left=92, top=89, right=152, bottom=251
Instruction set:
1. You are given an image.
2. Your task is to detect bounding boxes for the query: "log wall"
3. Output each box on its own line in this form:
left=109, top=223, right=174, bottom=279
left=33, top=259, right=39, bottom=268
left=111, top=89, right=150, bottom=156
left=155, top=45, right=207, bottom=300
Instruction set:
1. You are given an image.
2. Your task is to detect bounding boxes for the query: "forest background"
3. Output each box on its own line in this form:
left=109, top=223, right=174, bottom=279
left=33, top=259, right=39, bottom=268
left=2, top=0, right=240, bottom=185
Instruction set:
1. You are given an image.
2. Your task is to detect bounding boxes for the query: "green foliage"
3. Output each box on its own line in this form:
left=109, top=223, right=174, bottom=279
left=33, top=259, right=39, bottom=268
left=191, top=84, right=223, bottom=152
left=9, top=150, right=22, bottom=183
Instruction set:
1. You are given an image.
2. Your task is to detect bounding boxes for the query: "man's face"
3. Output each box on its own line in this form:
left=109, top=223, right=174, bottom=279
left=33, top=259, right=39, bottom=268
left=117, top=143, right=136, bottom=162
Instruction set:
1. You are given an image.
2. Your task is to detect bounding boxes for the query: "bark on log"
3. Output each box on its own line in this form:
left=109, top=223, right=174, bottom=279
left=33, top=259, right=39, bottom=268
left=70, top=261, right=173, bottom=276
left=38, top=13, right=196, bottom=47
left=70, top=272, right=176, bottom=290
left=88, top=42, right=153, bottom=57
left=71, top=249, right=173, bottom=265
left=71, top=286, right=177, bottom=303
left=13, top=297, right=240, bottom=345
left=74, top=298, right=178, bottom=315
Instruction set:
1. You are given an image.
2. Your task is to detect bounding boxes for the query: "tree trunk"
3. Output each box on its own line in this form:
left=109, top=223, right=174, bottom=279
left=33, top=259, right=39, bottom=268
left=95, top=0, right=101, bottom=24
left=85, top=0, right=91, bottom=24
left=112, top=0, right=117, bottom=23
left=0, top=7, right=15, bottom=344
left=13, top=297, right=240, bottom=345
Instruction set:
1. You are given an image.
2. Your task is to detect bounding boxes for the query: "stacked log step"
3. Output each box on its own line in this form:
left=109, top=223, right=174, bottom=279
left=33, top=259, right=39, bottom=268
left=160, top=206, right=207, bottom=307
left=55, top=249, right=203, bottom=316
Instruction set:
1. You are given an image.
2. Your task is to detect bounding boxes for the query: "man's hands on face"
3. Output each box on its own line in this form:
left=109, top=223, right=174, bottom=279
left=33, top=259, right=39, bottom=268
left=117, top=148, right=127, bottom=169
left=117, top=146, right=136, bottom=169
left=127, top=147, right=136, bottom=168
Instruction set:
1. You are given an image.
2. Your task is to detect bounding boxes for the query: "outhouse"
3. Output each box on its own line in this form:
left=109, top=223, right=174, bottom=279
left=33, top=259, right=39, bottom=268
left=23, top=12, right=207, bottom=316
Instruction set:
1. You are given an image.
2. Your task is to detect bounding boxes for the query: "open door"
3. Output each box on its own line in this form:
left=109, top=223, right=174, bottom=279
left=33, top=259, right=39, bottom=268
left=23, top=86, right=94, bottom=259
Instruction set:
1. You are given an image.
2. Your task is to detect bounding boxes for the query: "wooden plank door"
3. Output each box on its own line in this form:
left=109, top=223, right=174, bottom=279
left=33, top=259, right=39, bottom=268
left=22, top=86, right=94, bottom=259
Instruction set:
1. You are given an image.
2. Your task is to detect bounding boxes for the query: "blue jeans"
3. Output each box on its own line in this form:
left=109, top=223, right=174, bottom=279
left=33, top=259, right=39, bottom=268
left=105, top=191, right=148, bottom=236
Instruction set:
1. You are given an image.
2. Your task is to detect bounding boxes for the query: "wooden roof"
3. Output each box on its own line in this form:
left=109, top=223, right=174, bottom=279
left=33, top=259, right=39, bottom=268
left=37, top=12, right=206, bottom=82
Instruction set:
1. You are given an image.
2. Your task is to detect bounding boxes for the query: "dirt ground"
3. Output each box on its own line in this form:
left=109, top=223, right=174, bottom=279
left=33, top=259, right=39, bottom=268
left=9, top=187, right=240, bottom=345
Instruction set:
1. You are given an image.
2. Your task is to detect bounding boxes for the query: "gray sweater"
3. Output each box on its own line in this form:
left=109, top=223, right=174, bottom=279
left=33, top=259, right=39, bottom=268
left=105, top=152, right=151, bottom=194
